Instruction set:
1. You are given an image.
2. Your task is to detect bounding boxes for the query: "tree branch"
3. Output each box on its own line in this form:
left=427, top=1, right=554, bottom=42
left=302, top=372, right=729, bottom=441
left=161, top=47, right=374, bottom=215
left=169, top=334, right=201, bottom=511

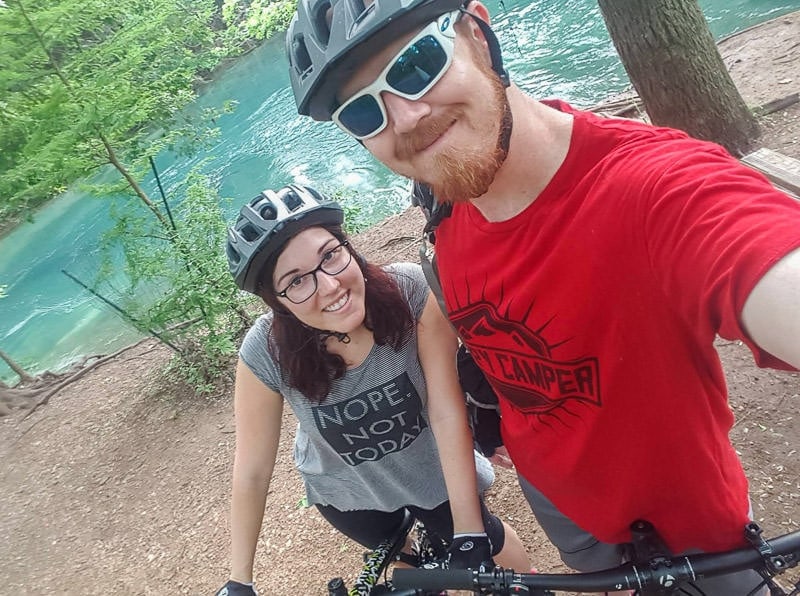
left=20, top=340, right=153, bottom=421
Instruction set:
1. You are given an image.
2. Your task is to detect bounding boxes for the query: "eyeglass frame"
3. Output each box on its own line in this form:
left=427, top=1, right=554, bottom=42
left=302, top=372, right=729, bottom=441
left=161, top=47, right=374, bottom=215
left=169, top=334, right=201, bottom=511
left=331, top=10, right=462, bottom=140
left=275, top=241, right=353, bottom=304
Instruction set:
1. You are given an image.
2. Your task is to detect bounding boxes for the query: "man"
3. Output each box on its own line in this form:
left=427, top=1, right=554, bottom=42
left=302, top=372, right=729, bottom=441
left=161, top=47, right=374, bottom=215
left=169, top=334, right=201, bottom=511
left=285, top=0, right=800, bottom=593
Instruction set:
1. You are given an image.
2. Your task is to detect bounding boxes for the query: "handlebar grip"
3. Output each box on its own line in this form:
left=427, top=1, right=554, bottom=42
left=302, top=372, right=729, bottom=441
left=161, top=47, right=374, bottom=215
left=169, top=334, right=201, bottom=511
left=392, top=568, right=473, bottom=591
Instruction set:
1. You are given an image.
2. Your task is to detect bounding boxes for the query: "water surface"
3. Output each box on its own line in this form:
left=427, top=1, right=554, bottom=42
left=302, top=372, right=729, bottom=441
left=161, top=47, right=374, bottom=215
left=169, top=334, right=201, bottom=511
left=2, top=0, right=798, bottom=381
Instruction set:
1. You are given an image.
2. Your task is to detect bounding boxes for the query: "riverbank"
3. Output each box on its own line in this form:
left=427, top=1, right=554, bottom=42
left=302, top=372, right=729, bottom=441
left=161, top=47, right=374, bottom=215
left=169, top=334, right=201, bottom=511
left=1, top=11, right=799, bottom=595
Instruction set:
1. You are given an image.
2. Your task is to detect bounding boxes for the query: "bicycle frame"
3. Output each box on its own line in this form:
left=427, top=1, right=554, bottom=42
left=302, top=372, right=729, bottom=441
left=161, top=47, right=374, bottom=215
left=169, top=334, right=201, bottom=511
left=326, top=511, right=445, bottom=595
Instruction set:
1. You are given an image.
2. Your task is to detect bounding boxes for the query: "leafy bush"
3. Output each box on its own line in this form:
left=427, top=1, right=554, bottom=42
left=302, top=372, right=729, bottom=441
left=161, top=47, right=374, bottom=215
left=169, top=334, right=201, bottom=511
left=222, top=0, right=297, bottom=41
left=98, top=170, right=256, bottom=394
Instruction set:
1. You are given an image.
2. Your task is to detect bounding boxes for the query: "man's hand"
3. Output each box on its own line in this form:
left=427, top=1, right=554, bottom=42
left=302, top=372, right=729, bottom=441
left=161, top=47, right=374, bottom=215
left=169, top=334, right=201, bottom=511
left=448, top=533, right=494, bottom=570
left=214, top=580, right=258, bottom=596
left=488, top=445, right=514, bottom=469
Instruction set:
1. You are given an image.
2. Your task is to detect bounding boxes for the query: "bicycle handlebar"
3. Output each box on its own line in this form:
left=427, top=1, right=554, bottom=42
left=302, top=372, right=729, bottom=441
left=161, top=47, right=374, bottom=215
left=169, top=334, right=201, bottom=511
left=392, top=528, right=800, bottom=594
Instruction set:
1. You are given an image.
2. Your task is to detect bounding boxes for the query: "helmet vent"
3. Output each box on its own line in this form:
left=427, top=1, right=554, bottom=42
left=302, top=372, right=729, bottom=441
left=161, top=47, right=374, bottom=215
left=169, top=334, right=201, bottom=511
left=282, top=192, right=304, bottom=212
left=225, top=244, right=240, bottom=265
left=352, top=0, right=371, bottom=24
left=239, top=223, right=262, bottom=242
left=312, top=2, right=332, bottom=47
left=291, top=35, right=312, bottom=75
left=258, top=204, right=278, bottom=221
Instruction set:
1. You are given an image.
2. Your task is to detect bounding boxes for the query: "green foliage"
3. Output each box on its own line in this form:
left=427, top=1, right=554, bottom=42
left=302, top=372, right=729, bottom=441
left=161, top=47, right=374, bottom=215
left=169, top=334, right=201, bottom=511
left=0, top=0, right=298, bottom=221
left=98, top=170, right=256, bottom=393
left=341, top=202, right=372, bottom=235
left=221, top=0, right=297, bottom=41
left=0, top=0, right=229, bottom=220
left=323, top=189, right=369, bottom=235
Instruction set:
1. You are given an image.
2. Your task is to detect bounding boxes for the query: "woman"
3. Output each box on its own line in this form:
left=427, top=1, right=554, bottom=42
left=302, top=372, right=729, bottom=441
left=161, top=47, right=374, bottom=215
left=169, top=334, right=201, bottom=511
left=216, top=185, right=530, bottom=595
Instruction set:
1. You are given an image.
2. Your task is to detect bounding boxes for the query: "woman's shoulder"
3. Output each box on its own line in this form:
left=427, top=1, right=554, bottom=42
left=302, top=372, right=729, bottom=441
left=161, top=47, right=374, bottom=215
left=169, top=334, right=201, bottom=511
left=239, top=311, right=285, bottom=393
left=382, top=261, right=423, bottom=275
left=251, top=310, right=275, bottom=333
left=240, top=311, right=275, bottom=353
left=381, top=262, right=429, bottom=318
left=384, top=262, right=427, bottom=292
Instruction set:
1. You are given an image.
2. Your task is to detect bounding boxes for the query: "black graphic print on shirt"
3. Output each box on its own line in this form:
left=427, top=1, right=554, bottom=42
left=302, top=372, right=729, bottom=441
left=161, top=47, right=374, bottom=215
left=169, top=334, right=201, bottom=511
left=312, top=372, right=428, bottom=466
left=451, top=301, right=600, bottom=417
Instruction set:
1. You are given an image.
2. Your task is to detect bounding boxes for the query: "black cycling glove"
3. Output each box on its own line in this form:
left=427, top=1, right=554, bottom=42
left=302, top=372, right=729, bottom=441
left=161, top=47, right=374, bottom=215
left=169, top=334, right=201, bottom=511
left=423, top=533, right=494, bottom=571
left=214, top=580, right=258, bottom=596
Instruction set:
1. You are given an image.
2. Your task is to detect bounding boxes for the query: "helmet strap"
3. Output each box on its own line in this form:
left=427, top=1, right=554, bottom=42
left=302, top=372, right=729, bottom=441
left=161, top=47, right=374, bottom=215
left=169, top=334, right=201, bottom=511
left=460, top=9, right=510, bottom=88
left=320, top=330, right=352, bottom=344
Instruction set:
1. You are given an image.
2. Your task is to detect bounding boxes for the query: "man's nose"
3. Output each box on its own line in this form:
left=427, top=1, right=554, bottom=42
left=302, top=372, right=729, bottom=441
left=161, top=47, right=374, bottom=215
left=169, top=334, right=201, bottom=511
left=382, top=92, right=431, bottom=135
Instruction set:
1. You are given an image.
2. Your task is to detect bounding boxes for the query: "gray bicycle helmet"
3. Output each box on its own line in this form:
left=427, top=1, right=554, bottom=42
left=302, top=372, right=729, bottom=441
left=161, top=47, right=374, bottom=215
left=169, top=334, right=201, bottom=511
left=226, top=185, right=344, bottom=294
left=287, top=0, right=465, bottom=121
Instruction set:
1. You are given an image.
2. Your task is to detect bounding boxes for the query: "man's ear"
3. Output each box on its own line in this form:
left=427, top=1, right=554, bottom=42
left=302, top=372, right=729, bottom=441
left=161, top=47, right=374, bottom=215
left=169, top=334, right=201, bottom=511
left=464, top=1, right=491, bottom=25
left=460, top=1, right=493, bottom=60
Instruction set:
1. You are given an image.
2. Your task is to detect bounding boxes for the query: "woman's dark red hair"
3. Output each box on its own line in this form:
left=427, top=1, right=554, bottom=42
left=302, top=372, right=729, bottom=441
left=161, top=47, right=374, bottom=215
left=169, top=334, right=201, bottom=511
left=258, top=225, right=414, bottom=402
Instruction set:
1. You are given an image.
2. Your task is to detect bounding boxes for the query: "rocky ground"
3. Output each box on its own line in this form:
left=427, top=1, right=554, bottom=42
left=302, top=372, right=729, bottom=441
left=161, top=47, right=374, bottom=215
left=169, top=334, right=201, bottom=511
left=1, top=11, right=799, bottom=596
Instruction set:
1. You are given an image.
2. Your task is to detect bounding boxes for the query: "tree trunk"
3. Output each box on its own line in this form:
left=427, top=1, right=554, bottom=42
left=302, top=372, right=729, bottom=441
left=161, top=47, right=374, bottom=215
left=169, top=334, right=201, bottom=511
left=597, top=0, right=759, bottom=156
left=0, top=348, right=34, bottom=384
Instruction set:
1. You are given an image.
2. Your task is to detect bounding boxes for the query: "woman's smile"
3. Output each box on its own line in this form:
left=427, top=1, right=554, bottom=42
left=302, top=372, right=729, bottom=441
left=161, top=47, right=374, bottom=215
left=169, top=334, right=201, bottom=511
left=323, top=291, right=350, bottom=312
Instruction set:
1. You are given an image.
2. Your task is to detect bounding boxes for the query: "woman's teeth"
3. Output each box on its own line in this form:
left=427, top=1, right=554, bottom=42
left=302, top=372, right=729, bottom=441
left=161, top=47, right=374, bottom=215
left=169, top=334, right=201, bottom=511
left=324, top=293, right=348, bottom=312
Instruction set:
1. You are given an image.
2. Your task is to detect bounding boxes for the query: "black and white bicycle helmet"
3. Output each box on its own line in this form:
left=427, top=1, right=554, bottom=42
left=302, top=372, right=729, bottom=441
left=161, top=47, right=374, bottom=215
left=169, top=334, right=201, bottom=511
left=226, top=185, right=344, bottom=293
left=287, top=0, right=465, bottom=121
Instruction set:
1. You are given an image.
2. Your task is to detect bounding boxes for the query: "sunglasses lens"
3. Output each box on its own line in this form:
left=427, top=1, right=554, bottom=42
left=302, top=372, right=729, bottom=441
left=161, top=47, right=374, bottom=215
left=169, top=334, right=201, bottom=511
left=337, top=94, right=385, bottom=138
left=386, top=36, right=448, bottom=95
left=334, top=28, right=451, bottom=139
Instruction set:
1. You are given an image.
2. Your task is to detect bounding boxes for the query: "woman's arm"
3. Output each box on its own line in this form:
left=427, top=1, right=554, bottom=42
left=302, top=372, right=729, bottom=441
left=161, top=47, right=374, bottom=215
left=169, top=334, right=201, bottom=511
left=416, top=292, right=485, bottom=534
left=228, top=358, right=284, bottom=583
left=741, top=246, right=800, bottom=369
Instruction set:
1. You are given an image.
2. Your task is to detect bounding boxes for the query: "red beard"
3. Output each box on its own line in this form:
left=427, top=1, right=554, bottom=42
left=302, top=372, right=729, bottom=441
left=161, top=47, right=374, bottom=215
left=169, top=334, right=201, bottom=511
left=393, top=62, right=512, bottom=203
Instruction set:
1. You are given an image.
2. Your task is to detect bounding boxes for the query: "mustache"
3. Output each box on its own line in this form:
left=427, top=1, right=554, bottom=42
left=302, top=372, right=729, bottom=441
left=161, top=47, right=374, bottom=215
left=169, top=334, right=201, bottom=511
left=395, top=109, right=461, bottom=160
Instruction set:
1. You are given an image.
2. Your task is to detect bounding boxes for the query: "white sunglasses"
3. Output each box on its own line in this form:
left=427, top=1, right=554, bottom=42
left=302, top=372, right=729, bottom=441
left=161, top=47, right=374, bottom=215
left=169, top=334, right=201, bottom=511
left=332, top=10, right=460, bottom=140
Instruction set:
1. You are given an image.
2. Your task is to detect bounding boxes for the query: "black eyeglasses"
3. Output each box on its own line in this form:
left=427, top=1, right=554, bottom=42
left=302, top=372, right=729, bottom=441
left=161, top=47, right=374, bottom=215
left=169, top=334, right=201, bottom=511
left=276, top=242, right=352, bottom=304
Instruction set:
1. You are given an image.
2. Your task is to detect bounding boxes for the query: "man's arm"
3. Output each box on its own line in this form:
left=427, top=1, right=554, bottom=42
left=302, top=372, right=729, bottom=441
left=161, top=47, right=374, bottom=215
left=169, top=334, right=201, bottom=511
left=741, top=246, right=800, bottom=369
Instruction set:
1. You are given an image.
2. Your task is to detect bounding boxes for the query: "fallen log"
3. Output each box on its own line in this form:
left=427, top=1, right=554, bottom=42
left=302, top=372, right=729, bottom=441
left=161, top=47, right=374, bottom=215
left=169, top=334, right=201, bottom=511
left=754, top=92, right=800, bottom=116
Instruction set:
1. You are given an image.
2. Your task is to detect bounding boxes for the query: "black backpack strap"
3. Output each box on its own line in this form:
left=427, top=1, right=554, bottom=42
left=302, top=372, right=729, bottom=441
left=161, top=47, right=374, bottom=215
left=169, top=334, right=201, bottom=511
left=419, top=235, right=449, bottom=318
left=411, top=180, right=452, bottom=245
left=457, top=344, right=502, bottom=457
left=411, top=180, right=452, bottom=316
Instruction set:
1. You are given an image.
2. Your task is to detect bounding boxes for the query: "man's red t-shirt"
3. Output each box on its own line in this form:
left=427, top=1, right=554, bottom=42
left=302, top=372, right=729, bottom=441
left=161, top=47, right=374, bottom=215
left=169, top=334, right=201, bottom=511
left=435, top=103, right=800, bottom=554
